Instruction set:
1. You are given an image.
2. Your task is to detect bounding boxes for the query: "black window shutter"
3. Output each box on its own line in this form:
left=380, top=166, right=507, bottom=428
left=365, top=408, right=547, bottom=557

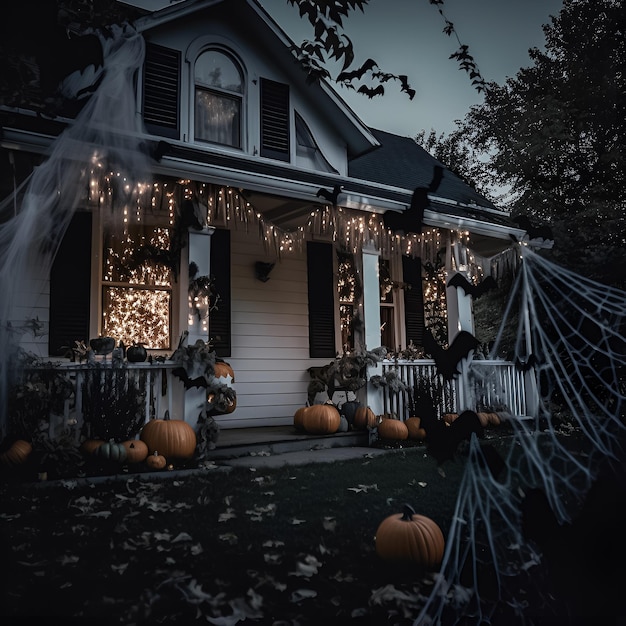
left=402, top=256, right=425, bottom=347
left=307, top=241, right=336, bottom=358
left=260, top=78, right=290, bottom=161
left=49, top=212, right=92, bottom=356
left=210, top=228, right=231, bottom=357
left=143, top=42, right=180, bottom=139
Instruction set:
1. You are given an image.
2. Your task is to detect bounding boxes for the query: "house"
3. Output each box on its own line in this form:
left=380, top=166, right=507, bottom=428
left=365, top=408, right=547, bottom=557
left=0, top=0, right=534, bottom=440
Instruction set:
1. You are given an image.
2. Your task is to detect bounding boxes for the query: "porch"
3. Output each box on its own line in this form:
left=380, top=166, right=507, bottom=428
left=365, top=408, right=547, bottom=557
left=20, top=356, right=532, bottom=444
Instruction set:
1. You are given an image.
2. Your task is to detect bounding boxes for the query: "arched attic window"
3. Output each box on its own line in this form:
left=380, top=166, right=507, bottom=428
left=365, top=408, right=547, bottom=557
left=194, top=49, right=244, bottom=148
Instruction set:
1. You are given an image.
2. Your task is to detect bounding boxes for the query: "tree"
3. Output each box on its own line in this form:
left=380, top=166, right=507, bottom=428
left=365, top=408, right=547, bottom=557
left=286, top=0, right=485, bottom=98
left=453, top=0, right=626, bottom=286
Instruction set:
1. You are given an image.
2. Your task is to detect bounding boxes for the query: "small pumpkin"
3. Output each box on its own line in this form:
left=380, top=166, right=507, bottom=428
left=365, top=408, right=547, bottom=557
left=293, top=407, right=308, bottom=431
left=140, top=411, right=197, bottom=459
left=94, top=439, right=128, bottom=463
left=0, top=439, right=33, bottom=467
left=443, top=413, right=458, bottom=424
left=375, top=504, right=445, bottom=568
left=301, top=403, right=341, bottom=435
left=405, top=417, right=423, bottom=440
left=122, top=439, right=149, bottom=463
left=80, top=439, right=105, bottom=456
left=214, top=360, right=235, bottom=382
left=146, top=451, right=167, bottom=470
left=353, top=406, right=377, bottom=430
left=126, top=343, right=148, bottom=363
left=377, top=417, right=409, bottom=441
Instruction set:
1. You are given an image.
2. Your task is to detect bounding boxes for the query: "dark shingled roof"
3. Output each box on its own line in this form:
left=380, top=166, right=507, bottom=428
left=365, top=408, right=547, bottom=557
left=349, top=128, right=497, bottom=211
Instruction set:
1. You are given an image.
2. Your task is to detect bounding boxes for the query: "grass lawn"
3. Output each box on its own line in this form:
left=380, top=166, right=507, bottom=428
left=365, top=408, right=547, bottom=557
left=1, top=430, right=624, bottom=625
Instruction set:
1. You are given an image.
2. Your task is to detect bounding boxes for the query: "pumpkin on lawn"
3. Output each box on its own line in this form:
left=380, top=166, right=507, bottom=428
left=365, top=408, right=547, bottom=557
left=0, top=439, right=33, bottom=467
left=140, top=411, right=197, bottom=459
left=353, top=406, right=377, bottom=430
left=122, top=439, right=149, bottom=463
left=375, top=504, right=445, bottom=568
left=301, top=403, right=341, bottom=435
left=377, top=416, right=409, bottom=441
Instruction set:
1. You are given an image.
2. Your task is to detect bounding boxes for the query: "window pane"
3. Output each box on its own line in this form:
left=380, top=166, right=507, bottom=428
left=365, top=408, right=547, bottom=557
left=102, top=287, right=171, bottom=350
left=195, top=89, right=241, bottom=147
left=195, top=51, right=242, bottom=93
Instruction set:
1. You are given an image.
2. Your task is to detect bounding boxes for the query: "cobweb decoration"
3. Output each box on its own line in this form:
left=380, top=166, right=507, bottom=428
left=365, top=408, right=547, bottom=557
left=415, top=243, right=626, bottom=624
left=0, top=24, right=150, bottom=438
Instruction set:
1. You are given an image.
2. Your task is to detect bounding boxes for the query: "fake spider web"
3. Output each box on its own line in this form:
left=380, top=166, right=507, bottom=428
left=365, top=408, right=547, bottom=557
left=415, top=244, right=626, bottom=625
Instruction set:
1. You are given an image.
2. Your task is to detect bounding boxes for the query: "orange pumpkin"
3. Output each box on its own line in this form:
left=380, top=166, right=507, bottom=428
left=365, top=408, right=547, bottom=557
left=375, top=504, right=445, bottom=568
left=443, top=413, right=458, bottom=424
left=405, top=417, right=423, bottom=440
left=79, top=439, right=105, bottom=456
left=140, top=411, right=197, bottom=459
left=122, top=439, right=149, bottom=463
left=293, top=406, right=308, bottom=431
left=214, top=361, right=235, bottom=382
left=353, top=406, right=377, bottom=430
left=0, top=439, right=33, bottom=467
left=301, top=404, right=340, bottom=434
left=377, top=417, right=409, bottom=440
left=146, top=451, right=167, bottom=470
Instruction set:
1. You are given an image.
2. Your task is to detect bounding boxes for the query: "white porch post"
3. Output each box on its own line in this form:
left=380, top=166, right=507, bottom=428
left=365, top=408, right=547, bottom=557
left=362, top=240, right=383, bottom=416
left=183, top=227, right=215, bottom=424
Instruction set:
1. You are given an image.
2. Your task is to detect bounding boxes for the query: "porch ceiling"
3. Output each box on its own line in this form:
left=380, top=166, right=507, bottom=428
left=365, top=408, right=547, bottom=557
left=241, top=189, right=317, bottom=230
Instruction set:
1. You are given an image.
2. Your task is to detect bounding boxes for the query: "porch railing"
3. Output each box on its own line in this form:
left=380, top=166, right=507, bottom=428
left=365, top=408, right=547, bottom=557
left=380, top=358, right=528, bottom=420
left=22, top=360, right=179, bottom=440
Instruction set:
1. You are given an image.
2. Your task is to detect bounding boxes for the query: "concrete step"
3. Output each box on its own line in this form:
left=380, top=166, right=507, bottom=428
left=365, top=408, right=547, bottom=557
left=207, top=426, right=369, bottom=461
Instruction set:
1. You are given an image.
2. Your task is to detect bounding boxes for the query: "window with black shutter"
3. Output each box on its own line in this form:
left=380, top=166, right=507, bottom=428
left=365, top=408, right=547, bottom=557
left=143, top=43, right=180, bottom=139
left=260, top=78, right=290, bottom=161
left=49, top=212, right=92, bottom=356
left=402, top=256, right=425, bottom=347
left=210, top=228, right=231, bottom=357
left=307, top=241, right=336, bottom=358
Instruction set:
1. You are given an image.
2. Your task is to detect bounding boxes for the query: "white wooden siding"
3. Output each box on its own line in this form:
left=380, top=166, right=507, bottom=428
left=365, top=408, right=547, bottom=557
left=214, top=229, right=330, bottom=428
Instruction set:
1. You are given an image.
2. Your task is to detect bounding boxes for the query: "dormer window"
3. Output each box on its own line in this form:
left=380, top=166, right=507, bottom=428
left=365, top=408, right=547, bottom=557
left=194, top=50, right=243, bottom=147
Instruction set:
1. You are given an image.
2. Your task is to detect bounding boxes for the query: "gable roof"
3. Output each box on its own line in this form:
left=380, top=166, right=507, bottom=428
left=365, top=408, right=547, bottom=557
left=133, top=0, right=379, bottom=159
left=349, top=129, right=496, bottom=211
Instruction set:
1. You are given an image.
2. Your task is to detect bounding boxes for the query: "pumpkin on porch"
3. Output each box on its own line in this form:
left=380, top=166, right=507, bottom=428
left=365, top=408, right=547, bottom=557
left=353, top=406, right=377, bottom=430
left=377, top=416, right=409, bottom=441
left=405, top=417, right=426, bottom=440
left=214, top=360, right=235, bottom=382
left=341, top=400, right=361, bottom=426
left=146, top=451, right=167, bottom=470
left=140, top=411, right=197, bottom=459
left=0, top=439, right=33, bottom=467
left=94, top=440, right=128, bottom=463
left=293, top=406, right=308, bottom=431
left=375, top=504, right=445, bottom=568
left=126, top=343, right=148, bottom=363
left=79, top=439, right=105, bottom=456
left=301, top=403, right=341, bottom=435
left=122, top=439, right=149, bottom=463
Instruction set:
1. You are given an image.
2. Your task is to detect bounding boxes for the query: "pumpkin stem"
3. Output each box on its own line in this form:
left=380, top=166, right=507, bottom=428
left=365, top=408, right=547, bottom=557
left=164, top=410, right=170, bottom=421
left=401, top=504, right=416, bottom=521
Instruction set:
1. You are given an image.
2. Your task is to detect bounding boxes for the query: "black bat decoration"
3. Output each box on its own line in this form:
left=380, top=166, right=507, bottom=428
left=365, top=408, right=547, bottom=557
left=383, top=165, right=444, bottom=234
left=513, top=215, right=554, bottom=241
left=422, top=327, right=478, bottom=380
left=420, top=408, right=484, bottom=465
left=357, top=84, right=385, bottom=98
left=515, top=354, right=538, bottom=372
left=316, top=184, right=343, bottom=205
left=337, top=58, right=378, bottom=82
left=447, top=273, right=498, bottom=299
left=254, top=261, right=275, bottom=282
